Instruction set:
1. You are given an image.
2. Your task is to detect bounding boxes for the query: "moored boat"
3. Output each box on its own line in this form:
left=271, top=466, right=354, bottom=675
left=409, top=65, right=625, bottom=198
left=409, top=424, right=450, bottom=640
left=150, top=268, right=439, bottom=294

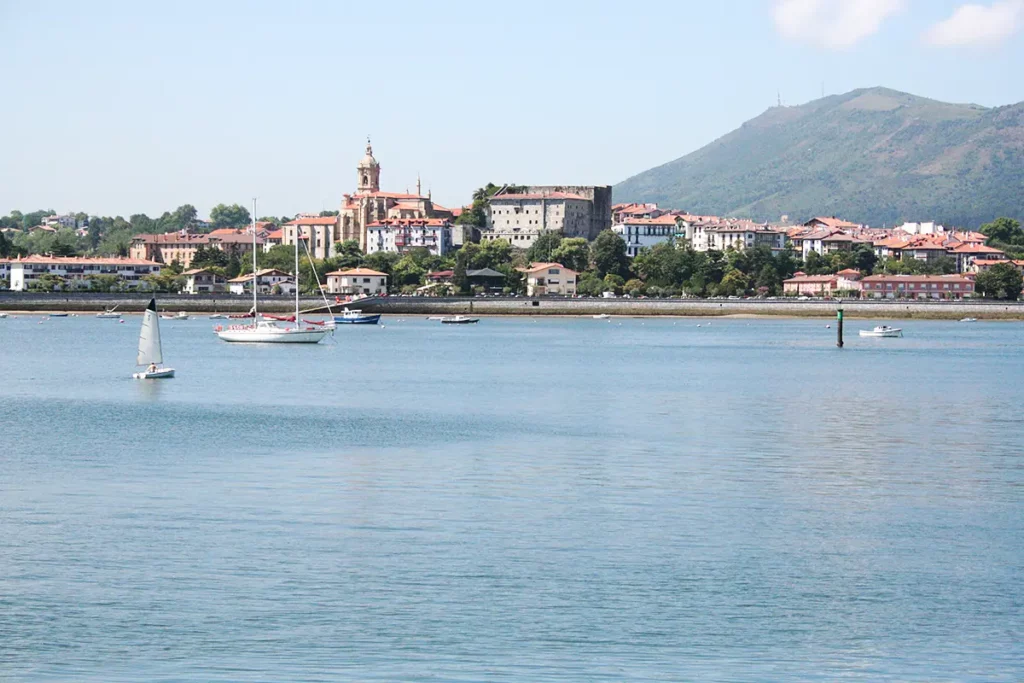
left=334, top=308, right=381, bottom=325
left=859, top=325, right=903, bottom=338
left=440, top=315, right=479, bottom=324
left=960, top=317, right=978, bottom=323
left=593, top=314, right=611, bottom=320
left=97, top=306, right=120, bottom=319
left=48, top=312, right=68, bottom=318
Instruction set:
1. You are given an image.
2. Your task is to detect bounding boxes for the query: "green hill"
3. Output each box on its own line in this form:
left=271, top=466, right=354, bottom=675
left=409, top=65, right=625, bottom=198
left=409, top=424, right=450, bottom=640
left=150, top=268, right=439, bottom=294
left=614, top=87, right=1024, bottom=228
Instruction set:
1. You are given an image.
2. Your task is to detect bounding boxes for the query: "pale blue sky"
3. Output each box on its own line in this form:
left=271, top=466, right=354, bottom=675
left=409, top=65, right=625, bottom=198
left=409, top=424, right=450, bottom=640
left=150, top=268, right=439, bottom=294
left=1, top=0, right=1021, bottom=218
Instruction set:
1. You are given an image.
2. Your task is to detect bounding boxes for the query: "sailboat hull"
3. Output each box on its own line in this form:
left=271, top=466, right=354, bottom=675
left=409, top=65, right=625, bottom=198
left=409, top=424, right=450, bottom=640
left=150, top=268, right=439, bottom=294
left=133, top=368, right=175, bottom=379
left=216, top=327, right=329, bottom=343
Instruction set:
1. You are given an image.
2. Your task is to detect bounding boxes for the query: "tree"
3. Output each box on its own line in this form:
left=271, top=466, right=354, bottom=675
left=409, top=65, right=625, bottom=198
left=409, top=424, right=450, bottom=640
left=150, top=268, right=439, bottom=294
left=852, top=244, right=878, bottom=274
left=624, top=278, right=646, bottom=297
left=21, top=209, right=54, bottom=230
left=975, top=263, right=1022, bottom=300
left=191, top=245, right=230, bottom=270
left=130, top=214, right=155, bottom=234
left=717, top=269, right=750, bottom=296
left=0, top=231, right=9, bottom=258
left=87, top=274, right=121, bottom=292
left=457, top=182, right=528, bottom=227
left=803, top=250, right=827, bottom=275
left=980, top=217, right=1023, bottom=245
left=526, top=232, right=562, bottom=263
left=591, top=229, right=629, bottom=279
left=319, top=210, right=340, bottom=217
left=603, top=273, right=625, bottom=295
left=171, top=204, right=198, bottom=231
left=551, top=237, right=590, bottom=273
left=210, top=203, right=252, bottom=229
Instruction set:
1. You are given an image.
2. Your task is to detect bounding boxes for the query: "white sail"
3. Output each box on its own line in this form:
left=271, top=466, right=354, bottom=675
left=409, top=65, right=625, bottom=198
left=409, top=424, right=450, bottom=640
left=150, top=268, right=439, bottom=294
left=137, top=298, right=164, bottom=366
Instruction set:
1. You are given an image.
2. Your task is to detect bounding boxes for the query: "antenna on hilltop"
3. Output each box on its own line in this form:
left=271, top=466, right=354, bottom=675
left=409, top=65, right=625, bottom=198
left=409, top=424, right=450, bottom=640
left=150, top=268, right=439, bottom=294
left=777, top=91, right=782, bottom=107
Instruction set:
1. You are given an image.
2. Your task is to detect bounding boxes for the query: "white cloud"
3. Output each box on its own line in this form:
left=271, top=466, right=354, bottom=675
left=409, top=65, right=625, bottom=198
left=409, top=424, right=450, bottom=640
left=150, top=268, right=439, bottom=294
left=924, top=0, right=1024, bottom=46
left=773, top=0, right=905, bottom=49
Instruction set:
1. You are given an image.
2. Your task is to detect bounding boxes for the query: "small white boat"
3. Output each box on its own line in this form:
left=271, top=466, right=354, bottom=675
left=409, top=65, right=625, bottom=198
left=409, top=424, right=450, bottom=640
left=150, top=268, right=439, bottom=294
left=209, top=314, right=227, bottom=320
left=0, top=312, right=8, bottom=319
left=859, top=325, right=903, bottom=338
left=960, top=317, right=978, bottom=323
left=133, top=298, right=175, bottom=379
left=593, top=314, right=611, bottom=320
left=173, top=311, right=188, bottom=320
left=440, top=315, right=479, bottom=324
left=97, top=306, right=120, bottom=319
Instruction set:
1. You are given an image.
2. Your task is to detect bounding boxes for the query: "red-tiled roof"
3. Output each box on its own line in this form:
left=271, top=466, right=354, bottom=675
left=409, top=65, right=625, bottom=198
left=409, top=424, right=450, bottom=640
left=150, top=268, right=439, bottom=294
left=325, top=267, right=388, bottom=277
left=285, top=216, right=338, bottom=226
left=520, top=262, right=577, bottom=274
left=13, top=255, right=162, bottom=266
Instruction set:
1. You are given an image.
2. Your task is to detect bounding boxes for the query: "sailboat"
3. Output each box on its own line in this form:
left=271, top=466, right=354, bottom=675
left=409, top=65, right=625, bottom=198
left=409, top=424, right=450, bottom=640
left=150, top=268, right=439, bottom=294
left=215, top=199, right=330, bottom=344
left=97, top=305, right=120, bottom=318
left=133, top=298, right=175, bottom=379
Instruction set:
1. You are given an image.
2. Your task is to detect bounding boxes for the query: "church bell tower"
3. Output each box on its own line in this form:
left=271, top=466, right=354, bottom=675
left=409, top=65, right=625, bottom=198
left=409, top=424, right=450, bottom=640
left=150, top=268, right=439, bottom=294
left=357, top=136, right=380, bottom=193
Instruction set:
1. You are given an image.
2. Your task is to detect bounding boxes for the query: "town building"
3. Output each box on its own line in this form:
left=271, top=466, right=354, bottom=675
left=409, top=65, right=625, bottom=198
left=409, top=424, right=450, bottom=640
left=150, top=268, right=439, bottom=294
left=42, top=214, right=81, bottom=229
left=484, top=193, right=595, bottom=247
left=264, top=228, right=283, bottom=252
left=972, top=258, right=1024, bottom=274
left=783, top=270, right=863, bottom=297
left=686, top=220, right=786, bottom=253
left=366, top=218, right=452, bottom=256
left=282, top=216, right=338, bottom=261
left=182, top=268, right=227, bottom=294
left=859, top=274, right=975, bottom=299
left=949, top=243, right=1006, bottom=273
left=9, top=255, right=162, bottom=291
left=613, top=215, right=680, bottom=257
left=804, top=216, right=862, bottom=231
left=325, top=267, right=388, bottom=296
left=0, top=258, right=10, bottom=286
left=519, top=262, right=577, bottom=296
left=466, top=268, right=507, bottom=292
left=130, top=230, right=264, bottom=269
left=338, top=139, right=452, bottom=251
left=227, top=268, right=294, bottom=295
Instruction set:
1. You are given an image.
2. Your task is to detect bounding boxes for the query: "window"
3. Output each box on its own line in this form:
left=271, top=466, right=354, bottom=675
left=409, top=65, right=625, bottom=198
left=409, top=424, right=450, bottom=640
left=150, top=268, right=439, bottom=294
left=548, top=268, right=559, bottom=275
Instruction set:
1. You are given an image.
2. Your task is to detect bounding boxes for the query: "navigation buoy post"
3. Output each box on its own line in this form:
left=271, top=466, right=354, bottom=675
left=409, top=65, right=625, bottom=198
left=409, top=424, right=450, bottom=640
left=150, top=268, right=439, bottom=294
left=836, top=300, right=844, bottom=348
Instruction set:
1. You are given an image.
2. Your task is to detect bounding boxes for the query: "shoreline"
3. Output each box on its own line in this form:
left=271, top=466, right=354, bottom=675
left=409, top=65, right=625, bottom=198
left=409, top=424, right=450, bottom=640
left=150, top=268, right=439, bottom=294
left=3, top=292, right=1024, bottom=320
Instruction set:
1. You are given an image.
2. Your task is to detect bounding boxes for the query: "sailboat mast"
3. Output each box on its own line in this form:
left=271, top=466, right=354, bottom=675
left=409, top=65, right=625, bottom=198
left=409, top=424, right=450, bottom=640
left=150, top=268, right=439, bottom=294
left=294, top=223, right=300, bottom=328
left=251, top=198, right=258, bottom=322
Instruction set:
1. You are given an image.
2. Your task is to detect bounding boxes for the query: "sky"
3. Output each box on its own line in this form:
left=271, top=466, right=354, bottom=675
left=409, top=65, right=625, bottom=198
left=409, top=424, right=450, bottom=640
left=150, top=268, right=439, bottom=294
left=1, top=0, right=1022, bottom=219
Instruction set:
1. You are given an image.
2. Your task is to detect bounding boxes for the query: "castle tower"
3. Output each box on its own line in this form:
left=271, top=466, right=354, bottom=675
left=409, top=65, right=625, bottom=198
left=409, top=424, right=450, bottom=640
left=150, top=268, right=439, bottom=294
left=357, top=136, right=380, bottom=193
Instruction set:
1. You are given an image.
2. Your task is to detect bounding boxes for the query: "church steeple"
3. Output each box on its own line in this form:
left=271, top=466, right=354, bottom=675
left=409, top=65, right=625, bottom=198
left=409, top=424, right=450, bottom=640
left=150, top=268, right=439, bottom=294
left=357, top=135, right=380, bottom=193
left=416, top=173, right=422, bottom=197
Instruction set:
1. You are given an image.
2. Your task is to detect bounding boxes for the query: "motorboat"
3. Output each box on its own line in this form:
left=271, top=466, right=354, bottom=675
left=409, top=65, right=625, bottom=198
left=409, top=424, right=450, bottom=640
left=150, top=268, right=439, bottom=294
left=440, top=316, right=479, bottom=324
left=97, top=306, right=120, bottom=319
left=173, top=311, right=188, bottom=320
left=859, top=325, right=903, bottom=338
left=48, top=312, right=68, bottom=318
left=209, top=314, right=227, bottom=320
left=133, top=298, right=175, bottom=379
left=334, top=308, right=381, bottom=325
left=593, top=314, right=611, bottom=320
left=960, top=317, right=978, bottom=323
left=0, top=312, right=8, bottom=319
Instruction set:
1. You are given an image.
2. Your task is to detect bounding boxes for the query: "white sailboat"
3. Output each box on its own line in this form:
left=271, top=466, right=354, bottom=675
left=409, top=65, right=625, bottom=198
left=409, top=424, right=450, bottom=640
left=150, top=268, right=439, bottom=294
left=97, top=305, right=120, bottom=318
left=133, top=298, right=175, bottom=379
left=215, top=199, right=330, bottom=344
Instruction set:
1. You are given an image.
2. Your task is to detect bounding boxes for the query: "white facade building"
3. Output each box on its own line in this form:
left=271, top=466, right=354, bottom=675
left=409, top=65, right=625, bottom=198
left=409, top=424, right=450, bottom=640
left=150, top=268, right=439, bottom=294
left=519, top=262, right=577, bottom=296
left=0, top=259, right=10, bottom=287
left=484, top=193, right=594, bottom=248
left=9, top=256, right=162, bottom=291
left=325, top=268, right=388, bottom=296
left=613, top=215, right=680, bottom=257
left=686, top=221, right=786, bottom=253
left=365, top=219, right=452, bottom=257
left=282, top=216, right=339, bottom=261
left=227, top=268, right=295, bottom=295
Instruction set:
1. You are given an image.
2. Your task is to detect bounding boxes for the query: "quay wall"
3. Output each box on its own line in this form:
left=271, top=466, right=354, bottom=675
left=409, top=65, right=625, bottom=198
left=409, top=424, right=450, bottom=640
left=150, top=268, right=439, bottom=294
left=3, top=292, right=1024, bottom=319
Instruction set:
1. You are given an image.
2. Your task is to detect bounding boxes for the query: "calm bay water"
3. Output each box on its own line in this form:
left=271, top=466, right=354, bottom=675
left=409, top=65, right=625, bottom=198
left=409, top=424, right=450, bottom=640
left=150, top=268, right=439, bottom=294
left=1, top=314, right=1022, bottom=681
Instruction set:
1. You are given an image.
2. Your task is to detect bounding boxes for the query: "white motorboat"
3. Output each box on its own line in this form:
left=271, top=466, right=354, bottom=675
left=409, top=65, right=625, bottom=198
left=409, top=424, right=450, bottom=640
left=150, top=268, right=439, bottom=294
left=859, top=325, right=903, bottom=338
left=209, top=314, right=227, bottom=319
left=960, top=317, right=978, bottom=323
left=133, top=298, right=175, bottom=379
left=97, top=306, right=120, bottom=319
left=0, top=312, right=8, bottom=319
left=593, top=314, right=611, bottom=320
left=440, top=315, right=479, bottom=324
left=216, top=199, right=330, bottom=345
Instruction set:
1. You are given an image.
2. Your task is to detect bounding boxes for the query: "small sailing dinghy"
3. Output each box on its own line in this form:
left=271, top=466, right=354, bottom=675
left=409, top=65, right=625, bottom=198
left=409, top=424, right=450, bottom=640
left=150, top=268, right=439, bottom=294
left=133, top=298, right=175, bottom=379
left=97, top=305, right=120, bottom=319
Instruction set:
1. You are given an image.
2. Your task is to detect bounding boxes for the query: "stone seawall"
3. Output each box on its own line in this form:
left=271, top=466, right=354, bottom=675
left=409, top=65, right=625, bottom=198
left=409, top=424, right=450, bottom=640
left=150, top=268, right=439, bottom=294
left=3, top=292, right=1024, bottom=319
left=0, top=292, right=325, bottom=314
left=354, top=296, right=1024, bottom=320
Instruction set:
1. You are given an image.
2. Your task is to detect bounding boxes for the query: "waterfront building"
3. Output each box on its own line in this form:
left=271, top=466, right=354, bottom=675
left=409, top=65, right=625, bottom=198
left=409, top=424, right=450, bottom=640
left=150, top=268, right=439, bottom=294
left=282, top=216, right=338, bottom=261
left=130, top=230, right=264, bottom=269
left=466, top=268, right=507, bottom=292
left=972, top=258, right=1024, bottom=274
left=325, top=267, right=388, bottom=296
left=613, top=215, right=680, bottom=257
left=338, top=139, right=452, bottom=251
left=950, top=243, right=1007, bottom=273
left=8, top=255, right=162, bottom=291
left=182, top=268, right=227, bottom=294
left=483, top=185, right=612, bottom=247
left=687, top=219, right=786, bottom=253
left=0, top=258, right=9, bottom=286
left=859, top=274, right=975, bottom=299
left=366, top=218, right=452, bottom=257
left=519, top=262, right=577, bottom=296
left=227, top=268, right=294, bottom=295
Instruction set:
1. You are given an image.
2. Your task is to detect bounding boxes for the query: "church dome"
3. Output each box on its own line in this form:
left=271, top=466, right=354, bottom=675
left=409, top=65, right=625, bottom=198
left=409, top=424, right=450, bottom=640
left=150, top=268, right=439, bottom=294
left=358, top=137, right=379, bottom=169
